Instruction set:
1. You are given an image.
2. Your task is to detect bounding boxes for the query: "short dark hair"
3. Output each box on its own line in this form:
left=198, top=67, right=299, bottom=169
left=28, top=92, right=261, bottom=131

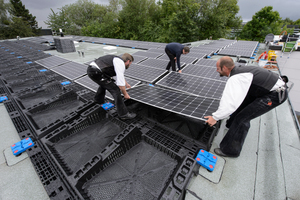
left=183, top=46, right=190, bottom=53
left=122, top=53, right=134, bottom=62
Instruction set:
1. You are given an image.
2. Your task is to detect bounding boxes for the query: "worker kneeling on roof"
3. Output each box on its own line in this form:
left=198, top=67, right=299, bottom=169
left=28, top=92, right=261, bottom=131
left=205, top=56, right=288, bottom=158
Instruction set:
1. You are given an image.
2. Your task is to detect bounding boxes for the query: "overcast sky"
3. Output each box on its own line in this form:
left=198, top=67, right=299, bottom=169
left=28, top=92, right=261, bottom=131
left=18, top=0, right=300, bottom=29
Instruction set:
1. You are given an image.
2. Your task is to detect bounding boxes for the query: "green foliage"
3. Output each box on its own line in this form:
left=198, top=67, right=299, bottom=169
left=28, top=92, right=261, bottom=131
left=8, top=16, right=34, bottom=38
left=197, top=0, right=242, bottom=40
left=82, top=12, right=120, bottom=38
left=294, top=19, right=300, bottom=26
left=239, top=6, right=281, bottom=42
left=45, top=0, right=243, bottom=42
left=0, top=0, right=10, bottom=25
left=117, top=0, right=160, bottom=40
left=45, top=0, right=108, bottom=35
left=158, top=0, right=201, bottom=43
left=282, top=17, right=294, bottom=26
left=9, top=0, right=40, bottom=35
left=0, top=0, right=40, bottom=39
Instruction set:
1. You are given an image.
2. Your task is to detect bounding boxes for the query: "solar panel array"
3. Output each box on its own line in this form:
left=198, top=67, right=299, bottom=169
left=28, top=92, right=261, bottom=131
left=182, top=64, right=227, bottom=81
left=36, top=55, right=71, bottom=69
left=218, top=41, right=259, bottom=57
left=139, top=58, right=169, bottom=69
left=157, top=54, right=198, bottom=67
left=156, top=72, right=225, bottom=99
left=50, top=61, right=87, bottom=80
left=194, top=59, right=217, bottom=66
left=128, top=84, right=220, bottom=120
left=75, top=75, right=140, bottom=100
left=132, top=51, right=163, bottom=58
left=33, top=39, right=240, bottom=121
left=132, top=55, right=148, bottom=64
left=125, top=63, right=167, bottom=83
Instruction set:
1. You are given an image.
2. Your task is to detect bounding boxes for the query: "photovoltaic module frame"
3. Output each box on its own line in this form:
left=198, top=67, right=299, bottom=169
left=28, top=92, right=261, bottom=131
left=156, top=72, right=225, bottom=100
left=128, top=84, right=220, bottom=121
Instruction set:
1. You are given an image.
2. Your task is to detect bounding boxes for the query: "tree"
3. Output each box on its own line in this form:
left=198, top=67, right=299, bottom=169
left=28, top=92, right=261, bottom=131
left=0, top=0, right=11, bottom=39
left=44, top=8, right=78, bottom=35
left=294, top=19, right=300, bottom=26
left=239, top=6, right=281, bottom=42
left=282, top=17, right=294, bottom=26
left=45, top=0, right=108, bottom=35
left=0, top=0, right=10, bottom=25
left=157, top=0, right=200, bottom=43
left=9, top=0, right=40, bottom=35
left=117, top=0, right=160, bottom=40
left=196, top=0, right=242, bottom=40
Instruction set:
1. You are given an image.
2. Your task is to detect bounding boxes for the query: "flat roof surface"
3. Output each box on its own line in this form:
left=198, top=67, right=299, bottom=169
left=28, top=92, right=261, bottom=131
left=0, top=37, right=299, bottom=200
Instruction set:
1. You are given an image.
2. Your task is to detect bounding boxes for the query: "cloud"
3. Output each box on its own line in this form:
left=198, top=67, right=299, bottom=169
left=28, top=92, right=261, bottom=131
left=237, top=0, right=300, bottom=21
left=19, top=0, right=300, bottom=29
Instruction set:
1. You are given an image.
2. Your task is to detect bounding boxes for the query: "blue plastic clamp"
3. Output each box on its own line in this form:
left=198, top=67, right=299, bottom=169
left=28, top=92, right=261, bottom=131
left=101, top=102, right=115, bottom=110
left=0, top=96, right=8, bottom=103
left=39, top=69, right=48, bottom=72
left=11, top=138, right=34, bottom=156
left=61, top=81, right=71, bottom=86
left=195, top=149, right=218, bottom=172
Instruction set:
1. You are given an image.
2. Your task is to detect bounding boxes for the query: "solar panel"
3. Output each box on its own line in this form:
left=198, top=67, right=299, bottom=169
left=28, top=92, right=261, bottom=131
left=218, top=49, right=254, bottom=57
left=139, top=58, right=169, bottom=69
left=156, top=72, right=225, bottom=99
left=35, top=55, right=71, bottom=69
left=128, top=84, right=219, bottom=121
left=132, top=55, right=148, bottom=64
left=182, top=64, right=227, bottom=81
left=194, top=59, right=217, bottom=67
left=132, top=51, right=163, bottom=58
left=125, top=63, right=167, bottom=83
left=75, top=75, right=140, bottom=100
left=217, top=41, right=258, bottom=57
left=51, top=61, right=87, bottom=80
left=184, top=52, right=207, bottom=59
left=74, top=75, right=98, bottom=92
left=158, top=54, right=198, bottom=65
left=147, top=48, right=166, bottom=54
left=190, top=47, right=214, bottom=55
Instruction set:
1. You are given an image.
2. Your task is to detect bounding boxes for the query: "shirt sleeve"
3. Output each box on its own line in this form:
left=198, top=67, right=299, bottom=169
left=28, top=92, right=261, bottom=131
left=212, top=73, right=253, bottom=121
left=176, top=52, right=181, bottom=70
left=113, top=57, right=126, bottom=86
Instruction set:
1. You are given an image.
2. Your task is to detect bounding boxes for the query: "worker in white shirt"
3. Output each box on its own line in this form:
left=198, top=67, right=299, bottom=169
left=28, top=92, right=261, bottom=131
left=205, top=56, right=287, bottom=157
left=87, top=53, right=136, bottom=120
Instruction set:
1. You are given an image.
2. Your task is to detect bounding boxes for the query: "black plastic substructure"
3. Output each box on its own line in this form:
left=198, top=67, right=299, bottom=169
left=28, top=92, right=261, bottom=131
left=161, top=156, right=197, bottom=200
left=67, top=124, right=197, bottom=200
left=29, top=149, right=79, bottom=199
left=197, top=122, right=220, bottom=150
left=72, top=125, right=142, bottom=198
left=15, top=81, right=68, bottom=110
left=27, top=96, right=95, bottom=139
left=41, top=104, right=125, bottom=176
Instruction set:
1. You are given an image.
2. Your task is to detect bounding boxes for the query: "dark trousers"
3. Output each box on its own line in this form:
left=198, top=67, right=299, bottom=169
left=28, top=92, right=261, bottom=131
left=165, top=48, right=176, bottom=71
left=220, top=89, right=288, bottom=157
left=87, top=66, right=128, bottom=117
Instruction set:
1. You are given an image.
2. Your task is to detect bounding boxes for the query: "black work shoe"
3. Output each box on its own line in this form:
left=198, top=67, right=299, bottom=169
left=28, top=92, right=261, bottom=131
left=214, top=148, right=238, bottom=158
left=119, top=113, right=136, bottom=120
